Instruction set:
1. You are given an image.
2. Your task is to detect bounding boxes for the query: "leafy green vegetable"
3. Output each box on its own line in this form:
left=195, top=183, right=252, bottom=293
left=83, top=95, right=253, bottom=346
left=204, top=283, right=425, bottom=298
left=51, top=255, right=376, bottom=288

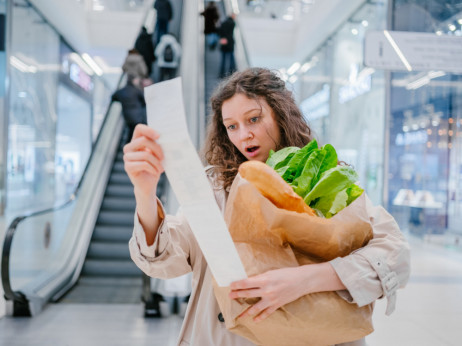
left=267, top=146, right=300, bottom=177
left=275, top=139, right=317, bottom=182
left=265, top=139, right=364, bottom=218
left=291, top=143, right=337, bottom=197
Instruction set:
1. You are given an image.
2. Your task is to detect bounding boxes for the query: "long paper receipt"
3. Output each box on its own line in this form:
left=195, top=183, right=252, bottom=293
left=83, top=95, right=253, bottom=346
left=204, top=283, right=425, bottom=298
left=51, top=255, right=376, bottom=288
left=144, top=78, right=247, bottom=286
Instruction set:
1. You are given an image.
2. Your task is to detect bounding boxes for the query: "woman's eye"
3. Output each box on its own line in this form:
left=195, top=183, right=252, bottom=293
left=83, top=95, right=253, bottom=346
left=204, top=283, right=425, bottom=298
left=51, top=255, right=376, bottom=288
left=227, top=124, right=236, bottom=130
left=250, top=116, right=259, bottom=123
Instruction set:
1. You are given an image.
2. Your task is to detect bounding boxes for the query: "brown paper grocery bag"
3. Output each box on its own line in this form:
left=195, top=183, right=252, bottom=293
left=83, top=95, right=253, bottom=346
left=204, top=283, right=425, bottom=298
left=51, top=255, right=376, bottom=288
left=213, top=175, right=374, bottom=346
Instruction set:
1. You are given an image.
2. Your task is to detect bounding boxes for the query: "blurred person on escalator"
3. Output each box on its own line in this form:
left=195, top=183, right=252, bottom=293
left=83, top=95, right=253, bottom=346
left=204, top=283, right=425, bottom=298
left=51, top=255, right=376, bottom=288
left=122, top=48, right=148, bottom=80
left=155, top=33, right=181, bottom=82
left=218, top=13, right=236, bottom=78
left=154, top=0, right=173, bottom=44
left=135, top=26, right=156, bottom=79
left=200, top=1, right=220, bottom=50
left=111, top=75, right=147, bottom=144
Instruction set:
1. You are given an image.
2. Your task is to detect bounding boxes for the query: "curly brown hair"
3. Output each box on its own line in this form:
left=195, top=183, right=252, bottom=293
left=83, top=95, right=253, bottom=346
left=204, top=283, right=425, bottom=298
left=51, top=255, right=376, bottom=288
left=202, top=67, right=313, bottom=190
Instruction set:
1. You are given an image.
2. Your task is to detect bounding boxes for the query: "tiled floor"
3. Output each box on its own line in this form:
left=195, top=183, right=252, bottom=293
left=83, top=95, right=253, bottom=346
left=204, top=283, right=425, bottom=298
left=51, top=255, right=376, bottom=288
left=0, top=232, right=461, bottom=345
left=367, top=236, right=462, bottom=346
left=0, top=304, right=183, bottom=346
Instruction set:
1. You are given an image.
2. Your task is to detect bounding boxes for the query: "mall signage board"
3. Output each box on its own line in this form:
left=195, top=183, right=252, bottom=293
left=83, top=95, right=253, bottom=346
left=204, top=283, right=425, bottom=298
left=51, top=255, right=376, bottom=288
left=364, top=30, right=462, bottom=73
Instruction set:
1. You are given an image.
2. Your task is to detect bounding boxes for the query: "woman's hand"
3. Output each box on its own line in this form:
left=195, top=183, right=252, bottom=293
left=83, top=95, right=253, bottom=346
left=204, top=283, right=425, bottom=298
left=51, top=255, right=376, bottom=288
left=229, top=263, right=345, bottom=322
left=124, top=124, right=165, bottom=244
left=123, top=124, right=164, bottom=198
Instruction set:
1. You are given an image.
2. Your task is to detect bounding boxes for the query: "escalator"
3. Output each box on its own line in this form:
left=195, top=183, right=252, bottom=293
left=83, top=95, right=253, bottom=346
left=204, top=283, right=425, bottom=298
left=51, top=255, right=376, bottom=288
left=1, top=0, right=248, bottom=318
left=59, top=133, right=156, bottom=304
left=1, top=24, right=178, bottom=319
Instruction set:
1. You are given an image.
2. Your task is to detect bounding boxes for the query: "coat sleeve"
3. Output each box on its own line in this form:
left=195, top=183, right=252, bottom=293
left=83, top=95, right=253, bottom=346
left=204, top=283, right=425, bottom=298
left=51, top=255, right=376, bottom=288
left=329, top=194, right=411, bottom=315
left=128, top=199, right=196, bottom=279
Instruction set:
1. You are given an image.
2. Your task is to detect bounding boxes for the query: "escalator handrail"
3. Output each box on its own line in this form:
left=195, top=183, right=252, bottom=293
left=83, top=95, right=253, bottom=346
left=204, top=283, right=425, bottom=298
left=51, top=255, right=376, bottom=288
left=1, top=72, right=125, bottom=304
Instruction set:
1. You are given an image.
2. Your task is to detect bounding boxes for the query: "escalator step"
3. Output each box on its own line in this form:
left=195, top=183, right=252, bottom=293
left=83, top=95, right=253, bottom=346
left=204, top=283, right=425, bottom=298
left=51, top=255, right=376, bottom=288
left=97, top=211, right=134, bottom=226
left=101, top=197, right=136, bottom=212
left=109, top=172, right=132, bottom=185
left=112, top=161, right=125, bottom=173
left=82, top=259, right=142, bottom=277
left=93, top=225, right=133, bottom=242
left=106, top=184, right=134, bottom=197
left=87, top=241, right=130, bottom=260
left=59, top=276, right=143, bottom=304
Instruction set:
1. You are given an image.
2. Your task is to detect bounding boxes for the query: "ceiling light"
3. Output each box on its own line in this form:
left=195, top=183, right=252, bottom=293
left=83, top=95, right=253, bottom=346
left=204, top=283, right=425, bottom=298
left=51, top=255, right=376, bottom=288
left=300, top=62, right=312, bottom=73
left=69, top=53, right=94, bottom=75
left=10, top=56, right=37, bottom=73
left=82, top=53, right=103, bottom=76
left=449, top=24, right=456, bottom=31
left=428, top=70, right=445, bottom=79
left=287, top=62, right=301, bottom=75
left=361, top=20, right=368, bottom=27
left=351, top=28, right=358, bottom=35
left=406, top=76, right=430, bottom=90
left=384, top=30, right=412, bottom=71
left=288, top=75, right=298, bottom=84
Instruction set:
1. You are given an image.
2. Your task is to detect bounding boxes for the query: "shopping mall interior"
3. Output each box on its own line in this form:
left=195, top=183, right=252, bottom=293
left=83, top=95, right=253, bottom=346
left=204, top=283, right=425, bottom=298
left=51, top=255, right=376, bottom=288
left=0, top=0, right=462, bottom=345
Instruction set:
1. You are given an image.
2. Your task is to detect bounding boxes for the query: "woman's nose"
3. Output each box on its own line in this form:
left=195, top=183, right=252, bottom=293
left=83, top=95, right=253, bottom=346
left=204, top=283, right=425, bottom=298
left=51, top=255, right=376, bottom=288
left=241, top=128, right=254, bottom=140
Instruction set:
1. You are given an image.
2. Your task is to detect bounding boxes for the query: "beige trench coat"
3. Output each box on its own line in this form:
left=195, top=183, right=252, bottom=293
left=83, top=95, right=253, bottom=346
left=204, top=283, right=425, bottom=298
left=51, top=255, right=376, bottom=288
left=129, top=174, right=410, bottom=346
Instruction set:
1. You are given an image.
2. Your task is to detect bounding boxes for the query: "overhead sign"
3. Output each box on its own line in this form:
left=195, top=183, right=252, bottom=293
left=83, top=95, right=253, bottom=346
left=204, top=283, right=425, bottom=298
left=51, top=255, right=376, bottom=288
left=364, top=30, right=462, bottom=73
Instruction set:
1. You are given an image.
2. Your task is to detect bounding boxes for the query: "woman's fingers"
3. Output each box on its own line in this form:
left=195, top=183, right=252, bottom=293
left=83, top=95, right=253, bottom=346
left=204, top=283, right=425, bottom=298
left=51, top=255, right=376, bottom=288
left=238, top=298, right=277, bottom=323
left=124, top=161, right=159, bottom=177
left=124, top=136, right=164, bottom=161
left=124, top=150, right=164, bottom=174
left=229, top=288, right=261, bottom=300
left=132, top=123, right=159, bottom=141
left=253, top=305, right=278, bottom=323
left=230, top=275, right=266, bottom=291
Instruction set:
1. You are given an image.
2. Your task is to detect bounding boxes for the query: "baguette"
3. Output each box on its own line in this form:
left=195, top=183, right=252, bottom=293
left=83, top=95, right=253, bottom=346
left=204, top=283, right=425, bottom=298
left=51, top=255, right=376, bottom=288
left=239, top=161, right=316, bottom=216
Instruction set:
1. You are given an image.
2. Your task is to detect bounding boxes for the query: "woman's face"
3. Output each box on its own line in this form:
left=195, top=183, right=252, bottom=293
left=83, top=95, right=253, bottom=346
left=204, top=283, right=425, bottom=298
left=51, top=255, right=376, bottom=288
left=222, top=93, right=281, bottom=162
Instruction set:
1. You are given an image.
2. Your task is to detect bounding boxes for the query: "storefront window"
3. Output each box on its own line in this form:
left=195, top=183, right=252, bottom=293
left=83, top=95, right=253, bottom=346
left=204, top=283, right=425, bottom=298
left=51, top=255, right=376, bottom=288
left=389, top=0, right=462, bottom=244
left=55, top=85, right=91, bottom=203
left=295, top=0, right=388, bottom=205
left=7, top=2, right=61, bottom=211
left=6, top=0, right=112, bottom=213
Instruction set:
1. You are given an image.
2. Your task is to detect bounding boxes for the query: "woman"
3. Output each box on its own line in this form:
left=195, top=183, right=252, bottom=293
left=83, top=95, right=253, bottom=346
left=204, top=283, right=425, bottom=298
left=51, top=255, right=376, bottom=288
left=124, top=68, right=410, bottom=345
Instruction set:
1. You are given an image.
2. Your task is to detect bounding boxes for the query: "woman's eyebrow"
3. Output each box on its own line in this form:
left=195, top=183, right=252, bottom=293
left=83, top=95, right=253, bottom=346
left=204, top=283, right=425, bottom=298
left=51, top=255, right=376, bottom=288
left=222, top=108, right=260, bottom=122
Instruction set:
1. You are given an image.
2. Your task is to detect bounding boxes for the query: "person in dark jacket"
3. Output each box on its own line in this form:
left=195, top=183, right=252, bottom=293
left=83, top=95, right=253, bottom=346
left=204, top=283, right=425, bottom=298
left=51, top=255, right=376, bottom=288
left=111, top=76, right=147, bottom=143
left=218, top=13, right=236, bottom=78
left=154, top=0, right=173, bottom=44
left=200, top=2, right=220, bottom=50
left=135, top=27, right=156, bottom=77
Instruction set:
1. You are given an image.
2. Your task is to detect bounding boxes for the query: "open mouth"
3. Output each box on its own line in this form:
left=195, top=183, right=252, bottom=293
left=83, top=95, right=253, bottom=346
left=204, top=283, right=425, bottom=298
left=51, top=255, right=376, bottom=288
left=246, top=146, right=260, bottom=153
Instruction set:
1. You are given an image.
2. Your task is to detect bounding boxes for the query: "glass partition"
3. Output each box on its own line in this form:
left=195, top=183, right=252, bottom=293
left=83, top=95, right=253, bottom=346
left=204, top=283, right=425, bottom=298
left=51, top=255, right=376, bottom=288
left=55, top=85, right=92, bottom=203
left=6, top=0, right=112, bottom=214
left=8, top=202, right=76, bottom=292
left=7, top=1, right=60, bottom=212
left=293, top=0, right=388, bottom=205
left=388, top=0, right=462, bottom=245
